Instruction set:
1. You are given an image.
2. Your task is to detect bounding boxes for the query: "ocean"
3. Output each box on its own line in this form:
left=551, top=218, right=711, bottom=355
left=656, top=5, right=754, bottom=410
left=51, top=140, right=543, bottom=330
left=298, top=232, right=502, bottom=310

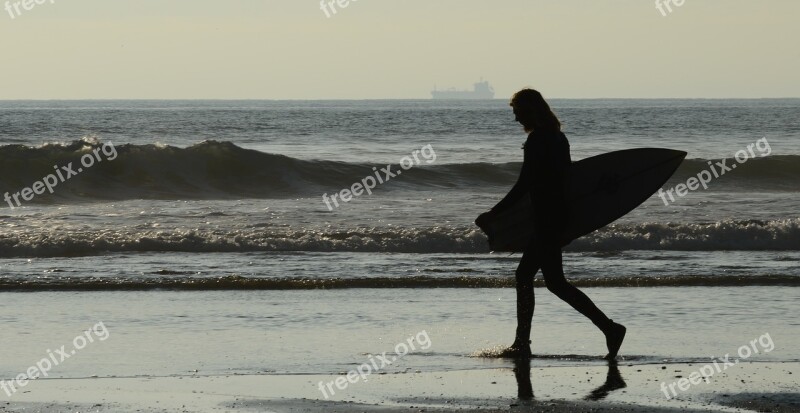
left=1, top=99, right=798, bottom=383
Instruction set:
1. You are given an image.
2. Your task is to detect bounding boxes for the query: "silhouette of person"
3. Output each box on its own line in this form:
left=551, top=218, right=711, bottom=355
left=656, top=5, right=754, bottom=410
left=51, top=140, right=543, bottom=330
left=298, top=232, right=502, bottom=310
left=510, top=358, right=627, bottom=403
left=512, top=358, right=534, bottom=401
left=476, top=89, right=626, bottom=359
left=584, top=361, right=627, bottom=401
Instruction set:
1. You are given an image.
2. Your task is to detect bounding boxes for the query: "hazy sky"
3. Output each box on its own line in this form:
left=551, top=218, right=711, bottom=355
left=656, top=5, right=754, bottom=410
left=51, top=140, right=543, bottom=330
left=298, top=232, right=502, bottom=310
left=1, top=0, right=797, bottom=99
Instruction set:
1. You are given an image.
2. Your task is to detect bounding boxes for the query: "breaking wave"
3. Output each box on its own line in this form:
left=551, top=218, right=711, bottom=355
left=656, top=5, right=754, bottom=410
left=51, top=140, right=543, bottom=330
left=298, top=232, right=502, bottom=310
left=1, top=219, right=798, bottom=258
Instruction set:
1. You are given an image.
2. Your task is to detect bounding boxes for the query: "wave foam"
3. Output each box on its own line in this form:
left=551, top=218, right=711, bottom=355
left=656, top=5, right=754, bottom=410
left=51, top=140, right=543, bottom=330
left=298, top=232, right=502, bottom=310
left=0, top=219, right=798, bottom=257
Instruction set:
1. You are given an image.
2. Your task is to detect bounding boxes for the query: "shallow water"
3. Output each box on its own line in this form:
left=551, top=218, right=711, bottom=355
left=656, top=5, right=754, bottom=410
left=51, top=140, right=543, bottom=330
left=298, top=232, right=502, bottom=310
left=1, top=287, right=796, bottom=380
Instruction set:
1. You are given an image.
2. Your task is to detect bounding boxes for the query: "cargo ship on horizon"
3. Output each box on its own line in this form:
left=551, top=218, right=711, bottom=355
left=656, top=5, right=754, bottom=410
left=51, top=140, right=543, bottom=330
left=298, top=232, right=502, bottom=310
left=431, top=79, right=495, bottom=100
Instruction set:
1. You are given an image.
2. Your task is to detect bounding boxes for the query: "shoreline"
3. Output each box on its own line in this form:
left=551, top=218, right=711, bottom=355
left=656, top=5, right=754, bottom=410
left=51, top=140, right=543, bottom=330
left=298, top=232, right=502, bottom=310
left=2, top=362, right=796, bottom=412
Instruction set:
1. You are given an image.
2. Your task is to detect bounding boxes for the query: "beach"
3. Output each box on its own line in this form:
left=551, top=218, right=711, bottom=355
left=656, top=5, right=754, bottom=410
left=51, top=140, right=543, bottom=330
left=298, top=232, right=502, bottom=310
left=1, top=99, right=799, bottom=412
left=1, top=287, right=798, bottom=412
left=2, top=363, right=798, bottom=412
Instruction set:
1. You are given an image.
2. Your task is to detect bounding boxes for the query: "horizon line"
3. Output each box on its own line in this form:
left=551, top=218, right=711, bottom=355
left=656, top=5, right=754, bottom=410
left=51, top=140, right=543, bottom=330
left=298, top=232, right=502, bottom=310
left=0, top=97, right=799, bottom=101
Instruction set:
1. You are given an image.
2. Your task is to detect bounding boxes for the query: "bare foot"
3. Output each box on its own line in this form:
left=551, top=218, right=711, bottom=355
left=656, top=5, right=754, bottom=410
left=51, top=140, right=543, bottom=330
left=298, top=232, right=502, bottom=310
left=499, top=342, right=532, bottom=359
left=604, top=321, right=626, bottom=360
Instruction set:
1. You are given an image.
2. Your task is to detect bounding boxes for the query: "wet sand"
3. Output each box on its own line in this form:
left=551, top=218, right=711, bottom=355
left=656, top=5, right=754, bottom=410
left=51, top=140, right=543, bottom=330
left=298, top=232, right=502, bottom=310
left=1, top=361, right=796, bottom=412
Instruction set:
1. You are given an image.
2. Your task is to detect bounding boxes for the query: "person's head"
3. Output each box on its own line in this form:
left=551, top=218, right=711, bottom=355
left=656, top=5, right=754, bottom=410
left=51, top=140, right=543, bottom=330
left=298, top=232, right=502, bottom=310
left=510, top=89, right=561, bottom=134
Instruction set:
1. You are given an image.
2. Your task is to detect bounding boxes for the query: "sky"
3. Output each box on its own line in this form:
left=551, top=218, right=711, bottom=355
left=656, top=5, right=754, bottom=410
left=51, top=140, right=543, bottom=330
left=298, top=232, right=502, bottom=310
left=0, top=0, right=798, bottom=99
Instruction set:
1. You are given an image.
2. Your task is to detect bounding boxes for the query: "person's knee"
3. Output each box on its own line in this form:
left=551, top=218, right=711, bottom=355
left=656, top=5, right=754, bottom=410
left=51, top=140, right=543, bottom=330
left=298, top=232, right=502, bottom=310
left=543, top=271, right=568, bottom=294
left=515, top=255, right=537, bottom=277
left=515, top=265, right=532, bottom=284
left=545, top=280, right=566, bottom=295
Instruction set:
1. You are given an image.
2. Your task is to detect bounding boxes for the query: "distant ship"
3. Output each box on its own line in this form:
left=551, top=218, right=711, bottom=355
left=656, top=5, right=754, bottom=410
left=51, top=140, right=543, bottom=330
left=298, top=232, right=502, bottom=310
left=431, top=79, right=495, bottom=100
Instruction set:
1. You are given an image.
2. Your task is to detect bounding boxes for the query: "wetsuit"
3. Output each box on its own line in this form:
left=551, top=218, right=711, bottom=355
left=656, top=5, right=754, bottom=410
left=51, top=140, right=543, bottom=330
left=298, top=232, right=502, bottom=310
left=493, top=130, right=612, bottom=345
left=493, top=130, right=571, bottom=243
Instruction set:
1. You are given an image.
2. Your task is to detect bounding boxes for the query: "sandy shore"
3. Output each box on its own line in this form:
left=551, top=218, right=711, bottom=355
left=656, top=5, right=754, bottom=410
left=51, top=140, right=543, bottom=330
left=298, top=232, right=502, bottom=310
left=1, top=362, right=796, bottom=412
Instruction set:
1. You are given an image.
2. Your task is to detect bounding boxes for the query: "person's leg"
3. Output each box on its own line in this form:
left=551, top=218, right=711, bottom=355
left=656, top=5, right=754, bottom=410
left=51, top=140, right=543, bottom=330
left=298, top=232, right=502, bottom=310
left=539, top=244, right=626, bottom=358
left=539, top=245, right=611, bottom=328
left=502, top=247, right=540, bottom=357
left=512, top=250, right=538, bottom=350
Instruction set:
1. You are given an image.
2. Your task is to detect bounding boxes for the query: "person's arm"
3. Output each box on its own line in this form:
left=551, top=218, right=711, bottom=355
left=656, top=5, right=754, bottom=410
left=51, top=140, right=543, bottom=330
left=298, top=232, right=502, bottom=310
left=475, top=139, right=532, bottom=228
left=489, top=134, right=535, bottom=215
left=530, top=133, right=570, bottom=232
left=490, top=152, right=532, bottom=214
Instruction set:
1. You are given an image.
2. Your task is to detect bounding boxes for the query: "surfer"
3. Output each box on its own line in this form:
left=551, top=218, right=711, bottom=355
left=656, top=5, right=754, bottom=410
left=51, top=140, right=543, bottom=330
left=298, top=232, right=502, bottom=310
left=476, top=89, right=626, bottom=359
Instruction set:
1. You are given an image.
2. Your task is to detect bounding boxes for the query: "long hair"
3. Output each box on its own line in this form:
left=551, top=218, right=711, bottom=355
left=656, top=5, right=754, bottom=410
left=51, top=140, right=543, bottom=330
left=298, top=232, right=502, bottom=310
left=510, top=89, right=561, bottom=133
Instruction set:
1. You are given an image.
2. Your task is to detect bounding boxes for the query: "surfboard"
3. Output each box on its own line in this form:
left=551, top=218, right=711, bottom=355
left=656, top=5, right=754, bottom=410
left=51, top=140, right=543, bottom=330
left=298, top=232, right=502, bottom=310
left=476, top=148, right=687, bottom=252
